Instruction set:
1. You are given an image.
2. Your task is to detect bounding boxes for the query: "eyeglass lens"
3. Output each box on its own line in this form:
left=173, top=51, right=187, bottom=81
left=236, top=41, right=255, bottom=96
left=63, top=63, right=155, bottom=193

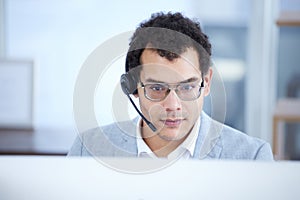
left=143, top=81, right=203, bottom=101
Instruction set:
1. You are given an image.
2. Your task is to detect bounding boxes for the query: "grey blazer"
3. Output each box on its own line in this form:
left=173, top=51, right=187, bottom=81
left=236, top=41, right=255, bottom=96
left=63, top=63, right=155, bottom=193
left=68, top=112, right=273, bottom=160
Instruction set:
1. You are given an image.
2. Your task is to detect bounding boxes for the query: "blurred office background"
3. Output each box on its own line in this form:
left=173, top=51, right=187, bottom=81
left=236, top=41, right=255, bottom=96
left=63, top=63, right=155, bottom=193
left=0, top=0, right=299, bottom=159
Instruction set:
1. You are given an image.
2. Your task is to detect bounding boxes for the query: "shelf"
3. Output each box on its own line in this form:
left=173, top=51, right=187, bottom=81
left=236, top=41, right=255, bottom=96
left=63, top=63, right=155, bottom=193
left=276, top=11, right=300, bottom=26
left=272, top=98, right=300, bottom=160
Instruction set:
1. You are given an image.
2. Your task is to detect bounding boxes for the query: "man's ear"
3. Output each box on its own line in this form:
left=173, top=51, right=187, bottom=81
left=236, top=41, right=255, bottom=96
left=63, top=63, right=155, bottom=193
left=204, top=67, right=213, bottom=96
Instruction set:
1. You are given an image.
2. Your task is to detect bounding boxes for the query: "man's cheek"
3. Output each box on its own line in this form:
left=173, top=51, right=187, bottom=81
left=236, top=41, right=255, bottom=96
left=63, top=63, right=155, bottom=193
left=148, top=104, right=166, bottom=121
left=185, top=102, right=201, bottom=118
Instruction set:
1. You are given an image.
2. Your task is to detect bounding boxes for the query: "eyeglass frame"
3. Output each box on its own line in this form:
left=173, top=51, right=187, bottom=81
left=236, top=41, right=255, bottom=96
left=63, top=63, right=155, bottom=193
left=139, top=78, right=205, bottom=102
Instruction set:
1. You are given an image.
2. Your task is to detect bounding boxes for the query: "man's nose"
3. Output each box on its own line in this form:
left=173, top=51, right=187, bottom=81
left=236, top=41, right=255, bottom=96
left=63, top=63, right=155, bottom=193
left=162, top=90, right=182, bottom=111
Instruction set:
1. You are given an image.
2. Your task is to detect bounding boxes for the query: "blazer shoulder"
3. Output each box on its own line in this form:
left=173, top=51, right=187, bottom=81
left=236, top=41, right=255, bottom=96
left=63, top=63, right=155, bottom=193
left=80, top=120, right=138, bottom=156
left=219, top=125, right=273, bottom=160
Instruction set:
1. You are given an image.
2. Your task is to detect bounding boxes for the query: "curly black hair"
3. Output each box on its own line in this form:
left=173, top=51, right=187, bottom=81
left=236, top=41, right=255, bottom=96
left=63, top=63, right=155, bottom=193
left=125, top=12, right=212, bottom=78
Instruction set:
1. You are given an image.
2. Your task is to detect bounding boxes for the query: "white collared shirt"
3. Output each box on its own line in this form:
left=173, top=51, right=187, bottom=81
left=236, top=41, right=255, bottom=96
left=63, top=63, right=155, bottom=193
left=136, top=117, right=200, bottom=160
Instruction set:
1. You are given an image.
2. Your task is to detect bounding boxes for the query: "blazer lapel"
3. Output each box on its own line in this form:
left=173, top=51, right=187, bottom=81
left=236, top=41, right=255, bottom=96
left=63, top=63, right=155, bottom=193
left=118, top=117, right=139, bottom=157
left=193, top=112, right=223, bottom=159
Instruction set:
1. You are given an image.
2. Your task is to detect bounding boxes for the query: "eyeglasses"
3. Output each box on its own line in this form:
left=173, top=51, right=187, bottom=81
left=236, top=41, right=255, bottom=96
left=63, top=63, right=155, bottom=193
left=140, top=80, right=204, bottom=102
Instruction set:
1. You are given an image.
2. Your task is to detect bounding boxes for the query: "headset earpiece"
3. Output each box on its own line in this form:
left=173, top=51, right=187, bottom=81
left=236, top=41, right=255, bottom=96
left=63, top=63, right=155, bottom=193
left=120, top=73, right=137, bottom=95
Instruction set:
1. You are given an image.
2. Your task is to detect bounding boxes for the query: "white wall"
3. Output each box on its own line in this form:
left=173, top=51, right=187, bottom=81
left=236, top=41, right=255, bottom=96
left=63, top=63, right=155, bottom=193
left=5, top=0, right=251, bottom=129
left=6, top=0, right=198, bottom=128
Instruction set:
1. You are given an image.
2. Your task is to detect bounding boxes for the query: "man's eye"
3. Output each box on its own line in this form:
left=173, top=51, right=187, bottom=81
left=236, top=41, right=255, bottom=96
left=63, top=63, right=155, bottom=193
left=181, top=84, right=195, bottom=91
left=150, top=84, right=166, bottom=91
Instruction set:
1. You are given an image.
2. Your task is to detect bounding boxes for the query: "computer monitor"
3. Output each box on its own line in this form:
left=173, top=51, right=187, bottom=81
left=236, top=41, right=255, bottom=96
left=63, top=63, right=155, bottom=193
left=0, top=156, right=299, bottom=200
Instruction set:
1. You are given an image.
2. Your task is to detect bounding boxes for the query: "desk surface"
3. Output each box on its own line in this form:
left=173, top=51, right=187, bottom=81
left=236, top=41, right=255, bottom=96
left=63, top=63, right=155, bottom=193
left=0, top=128, right=76, bottom=155
left=0, top=156, right=300, bottom=200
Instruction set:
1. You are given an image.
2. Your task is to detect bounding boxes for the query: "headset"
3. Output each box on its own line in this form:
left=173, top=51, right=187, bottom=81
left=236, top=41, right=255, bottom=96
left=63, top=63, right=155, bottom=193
left=120, top=72, right=157, bottom=132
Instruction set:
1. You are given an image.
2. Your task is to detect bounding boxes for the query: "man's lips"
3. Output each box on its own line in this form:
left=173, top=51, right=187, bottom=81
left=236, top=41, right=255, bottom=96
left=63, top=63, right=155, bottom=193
left=160, top=119, right=184, bottom=127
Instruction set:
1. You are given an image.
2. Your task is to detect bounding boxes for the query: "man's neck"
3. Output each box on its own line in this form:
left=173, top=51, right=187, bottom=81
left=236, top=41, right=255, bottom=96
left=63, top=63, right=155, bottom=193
left=141, top=122, right=189, bottom=157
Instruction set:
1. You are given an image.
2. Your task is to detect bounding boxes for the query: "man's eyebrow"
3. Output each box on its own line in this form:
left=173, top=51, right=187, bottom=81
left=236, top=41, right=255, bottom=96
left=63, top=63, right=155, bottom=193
left=179, top=77, right=199, bottom=83
left=144, top=78, right=163, bottom=83
left=144, top=77, right=199, bottom=83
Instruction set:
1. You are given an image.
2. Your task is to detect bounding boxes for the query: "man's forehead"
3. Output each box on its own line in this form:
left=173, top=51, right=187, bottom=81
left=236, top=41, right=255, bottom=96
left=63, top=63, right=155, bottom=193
left=143, top=76, right=200, bottom=84
left=140, top=65, right=201, bottom=83
left=141, top=47, right=199, bottom=62
left=138, top=48, right=202, bottom=82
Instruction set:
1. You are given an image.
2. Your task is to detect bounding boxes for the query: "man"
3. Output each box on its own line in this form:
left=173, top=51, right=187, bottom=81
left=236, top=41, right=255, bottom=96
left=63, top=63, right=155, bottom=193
left=68, top=12, right=273, bottom=160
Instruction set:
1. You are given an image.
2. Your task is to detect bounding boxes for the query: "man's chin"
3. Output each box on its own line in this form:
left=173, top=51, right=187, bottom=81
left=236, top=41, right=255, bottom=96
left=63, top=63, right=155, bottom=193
left=157, top=129, right=187, bottom=141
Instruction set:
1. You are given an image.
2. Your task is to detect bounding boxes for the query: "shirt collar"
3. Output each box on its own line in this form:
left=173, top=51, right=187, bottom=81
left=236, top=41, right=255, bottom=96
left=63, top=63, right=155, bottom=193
left=136, top=117, right=200, bottom=158
left=136, top=119, right=157, bottom=158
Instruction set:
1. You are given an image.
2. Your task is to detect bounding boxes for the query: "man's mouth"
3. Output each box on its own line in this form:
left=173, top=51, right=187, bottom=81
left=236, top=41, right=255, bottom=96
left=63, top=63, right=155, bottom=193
left=161, top=119, right=184, bottom=127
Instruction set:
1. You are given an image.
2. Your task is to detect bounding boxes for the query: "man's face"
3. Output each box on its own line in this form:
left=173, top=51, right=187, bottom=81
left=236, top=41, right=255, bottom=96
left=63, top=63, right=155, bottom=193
left=136, top=48, right=212, bottom=141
